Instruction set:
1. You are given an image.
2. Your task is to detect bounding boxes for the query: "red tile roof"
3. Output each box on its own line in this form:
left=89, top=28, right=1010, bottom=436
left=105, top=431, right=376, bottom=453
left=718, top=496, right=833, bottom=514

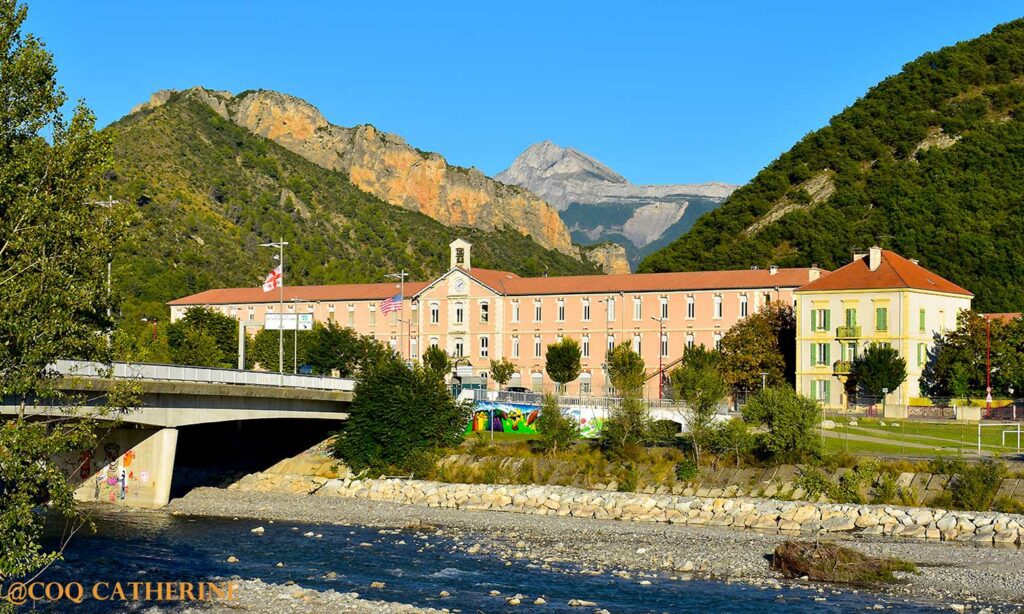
left=796, top=250, right=972, bottom=296
left=983, top=312, right=1021, bottom=322
left=169, top=266, right=823, bottom=306
left=468, top=267, right=822, bottom=296
left=168, top=281, right=430, bottom=306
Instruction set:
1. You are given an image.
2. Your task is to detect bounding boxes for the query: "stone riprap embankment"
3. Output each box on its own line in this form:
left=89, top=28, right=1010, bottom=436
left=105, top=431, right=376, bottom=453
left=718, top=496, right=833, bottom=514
left=229, top=473, right=1024, bottom=546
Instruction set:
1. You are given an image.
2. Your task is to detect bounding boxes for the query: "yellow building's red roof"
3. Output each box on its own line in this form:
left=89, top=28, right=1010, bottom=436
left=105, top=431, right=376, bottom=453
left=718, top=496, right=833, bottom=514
left=796, top=250, right=971, bottom=296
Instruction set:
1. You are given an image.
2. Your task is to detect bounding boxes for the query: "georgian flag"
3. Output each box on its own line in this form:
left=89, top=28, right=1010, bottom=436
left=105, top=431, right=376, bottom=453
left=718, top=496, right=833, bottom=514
left=262, top=265, right=282, bottom=292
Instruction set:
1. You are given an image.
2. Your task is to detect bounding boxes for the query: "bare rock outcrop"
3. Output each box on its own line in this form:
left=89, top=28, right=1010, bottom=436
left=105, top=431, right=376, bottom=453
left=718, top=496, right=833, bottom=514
left=580, top=243, right=631, bottom=275
left=138, top=88, right=575, bottom=255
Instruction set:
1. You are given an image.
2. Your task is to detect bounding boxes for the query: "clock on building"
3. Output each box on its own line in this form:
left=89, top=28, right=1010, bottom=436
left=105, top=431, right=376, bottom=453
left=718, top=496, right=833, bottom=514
left=453, top=277, right=466, bottom=293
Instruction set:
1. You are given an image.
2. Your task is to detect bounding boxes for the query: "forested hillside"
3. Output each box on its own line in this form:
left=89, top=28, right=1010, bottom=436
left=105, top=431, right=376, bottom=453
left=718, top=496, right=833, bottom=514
left=101, top=94, right=598, bottom=322
left=640, top=19, right=1024, bottom=312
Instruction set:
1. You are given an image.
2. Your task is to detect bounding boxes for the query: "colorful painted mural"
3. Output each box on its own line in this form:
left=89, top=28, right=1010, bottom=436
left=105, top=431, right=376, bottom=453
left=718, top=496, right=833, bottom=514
left=466, top=402, right=541, bottom=435
left=466, top=401, right=607, bottom=438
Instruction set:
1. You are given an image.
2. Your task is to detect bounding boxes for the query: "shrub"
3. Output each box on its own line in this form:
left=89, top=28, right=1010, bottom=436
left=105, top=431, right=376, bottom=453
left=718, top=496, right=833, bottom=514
left=533, top=395, right=580, bottom=455
left=947, top=458, right=1006, bottom=511
left=706, top=419, right=754, bottom=467
left=743, top=387, right=822, bottom=463
left=333, top=359, right=471, bottom=473
left=873, top=472, right=898, bottom=504
left=600, top=396, right=652, bottom=458
left=545, top=338, right=582, bottom=390
left=675, top=459, right=698, bottom=481
left=166, top=306, right=238, bottom=367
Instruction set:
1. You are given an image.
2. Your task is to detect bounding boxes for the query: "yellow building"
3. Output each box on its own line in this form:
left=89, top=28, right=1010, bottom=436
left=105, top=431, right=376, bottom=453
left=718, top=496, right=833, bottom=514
left=794, top=247, right=972, bottom=413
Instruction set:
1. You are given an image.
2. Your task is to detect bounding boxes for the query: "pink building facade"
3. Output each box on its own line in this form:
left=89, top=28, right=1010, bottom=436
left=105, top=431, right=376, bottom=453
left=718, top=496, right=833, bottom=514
left=169, top=240, right=824, bottom=397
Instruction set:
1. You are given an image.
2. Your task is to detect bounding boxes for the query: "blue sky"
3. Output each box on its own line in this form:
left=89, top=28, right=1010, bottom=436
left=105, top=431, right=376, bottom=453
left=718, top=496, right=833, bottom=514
left=25, top=1, right=1023, bottom=185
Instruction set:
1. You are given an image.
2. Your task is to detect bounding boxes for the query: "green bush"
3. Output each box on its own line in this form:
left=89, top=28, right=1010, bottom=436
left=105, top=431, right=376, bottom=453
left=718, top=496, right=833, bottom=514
left=947, top=458, right=1006, bottom=511
left=873, top=472, right=898, bottom=504
left=333, top=358, right=471, bottom=473
left=743, top=387, right=822, bottom=463
left=675, top=459, right=698, bottom=481
left=533, top=394, right=580, bottom=455
left=166, top=306, right=238, bottom=367
left=600, top=396, right=653, bottom=458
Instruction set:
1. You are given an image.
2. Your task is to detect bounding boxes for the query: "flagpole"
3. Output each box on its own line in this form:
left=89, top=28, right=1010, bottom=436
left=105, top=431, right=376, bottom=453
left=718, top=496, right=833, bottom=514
left=385, top=270, right=409, bottom=363
left=279, top=237, right=284, bottom=384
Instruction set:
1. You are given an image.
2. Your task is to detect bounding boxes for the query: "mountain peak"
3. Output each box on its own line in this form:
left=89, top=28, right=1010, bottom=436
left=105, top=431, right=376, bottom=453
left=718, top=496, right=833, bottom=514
left=498, top=141, right=628, bottom=188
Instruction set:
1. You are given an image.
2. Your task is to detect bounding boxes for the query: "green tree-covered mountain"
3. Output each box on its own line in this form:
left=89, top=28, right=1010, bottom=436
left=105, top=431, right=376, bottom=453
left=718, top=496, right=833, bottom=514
left=640, top=19, right=1024, bottom=312
left=100, top=92, right=598, bottom=322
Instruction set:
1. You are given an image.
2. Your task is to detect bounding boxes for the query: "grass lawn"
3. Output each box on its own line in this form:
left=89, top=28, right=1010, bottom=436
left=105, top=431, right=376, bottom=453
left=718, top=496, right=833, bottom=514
left=822, top=433, right=958, bottom=457
left=826, top=417, right=1024, bottom=455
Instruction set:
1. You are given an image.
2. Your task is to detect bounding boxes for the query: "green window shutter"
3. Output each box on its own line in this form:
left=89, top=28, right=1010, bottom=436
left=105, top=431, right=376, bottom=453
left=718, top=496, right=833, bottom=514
left=876, top=307, right=888, bottom=331
left=809, top=381, right=817, bottom=400
left=824, top=380, right=831, bottom=402
left=811, top=310, right=818, bottom=332
left=824, top=343, right=831, bottom=365
left=919, top=309, right=926, bottom=332
left=846, top=308, right=855, bottom=327
left=824, top=310, right=831, bottom=332
left=810, top=344, right=817, bottom=366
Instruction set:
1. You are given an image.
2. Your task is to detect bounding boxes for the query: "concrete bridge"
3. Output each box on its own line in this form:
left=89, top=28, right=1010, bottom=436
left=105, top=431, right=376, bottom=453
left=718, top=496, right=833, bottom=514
left=1, top=360, right=354, bottom=509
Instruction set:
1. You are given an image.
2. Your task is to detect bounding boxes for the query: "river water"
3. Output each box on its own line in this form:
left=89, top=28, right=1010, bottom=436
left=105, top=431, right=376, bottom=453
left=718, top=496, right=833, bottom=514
left=33, top=510, right=947, bottom=613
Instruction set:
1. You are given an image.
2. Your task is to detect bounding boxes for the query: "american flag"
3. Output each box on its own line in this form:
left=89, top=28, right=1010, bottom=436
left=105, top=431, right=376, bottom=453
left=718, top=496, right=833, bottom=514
left=262, top=265, right=282, bottom=292
left=380, top=292, right=403, bottom=314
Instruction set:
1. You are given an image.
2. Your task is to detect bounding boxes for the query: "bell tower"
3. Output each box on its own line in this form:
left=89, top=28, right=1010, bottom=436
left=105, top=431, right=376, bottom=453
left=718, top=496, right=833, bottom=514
left=450, top=238, right=472, bottom=270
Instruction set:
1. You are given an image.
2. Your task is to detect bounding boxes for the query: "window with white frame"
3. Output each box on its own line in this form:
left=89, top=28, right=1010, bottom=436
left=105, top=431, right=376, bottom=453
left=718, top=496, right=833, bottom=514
left=557, top=298, right=565, bottom=322
left=713, top=294, right=722, bottom=319
left=512, top=335, right=520, bottom=358
left=686, top=333, right=695, bottom=349
left=429, top=336, right=439, bottom=348
left=633, top=297, right=642, bottom=320
left=580, top=372, right=592, bottom=395
left=429, top=302, right=439, bottom=325
left=660, top=333, right=669, bottom=357
left=480, top=301, right=489, bottom=323
left=530, top=372, right=543, bottom=393
left=810, top=342, right=831, bottom=366
left=811, top=308, right=831, bottom=332
left=582, top=298, right=591, bottom=321
left=479, top=336, right=489, bottom=357
left=534, top=335, right=542, bottom=358
left=660, top=296, right=669, bottom=319
left=454, top=302, right=465, bottom=325
left=534, top=299, right=542, bottom=322
left=713, top=332, right=722, bottom=351
left=632, top=333, right=642, bottom=354
left=739, top=294, right=748, bottom=318
left=388, top=337, right=397, bottom=350
left=607, top=297, right=616, bottom=321
left=454, top=337, right=465, bottom=357
left=512, top=300, right=520, bottom=323
left=369, top=304, right=377, bottom=326
left=410, top=337, right=418, bottom=358
left=812, top=379, right=831, bottom=402
left=607, top=334, right=615, bottom=353
left=686, top=295, right=695, bottom=319
left=582, top=334, right=590, bottom=358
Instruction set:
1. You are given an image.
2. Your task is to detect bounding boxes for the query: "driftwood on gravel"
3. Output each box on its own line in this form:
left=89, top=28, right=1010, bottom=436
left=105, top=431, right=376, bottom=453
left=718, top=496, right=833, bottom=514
left=771, top=541, right=917, bottom=585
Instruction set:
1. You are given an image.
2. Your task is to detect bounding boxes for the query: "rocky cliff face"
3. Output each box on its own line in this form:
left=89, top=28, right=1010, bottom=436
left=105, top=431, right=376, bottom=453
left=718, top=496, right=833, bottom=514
left=580, top=243, right=631, bottom=275
left=497, top=141, right=737, bottom=267
left=135, top=89, right=575, bottom=256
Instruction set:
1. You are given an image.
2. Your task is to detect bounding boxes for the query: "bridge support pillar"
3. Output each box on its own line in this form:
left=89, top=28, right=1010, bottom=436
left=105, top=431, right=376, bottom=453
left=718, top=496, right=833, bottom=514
left=72, top=427, right=178, bottom=509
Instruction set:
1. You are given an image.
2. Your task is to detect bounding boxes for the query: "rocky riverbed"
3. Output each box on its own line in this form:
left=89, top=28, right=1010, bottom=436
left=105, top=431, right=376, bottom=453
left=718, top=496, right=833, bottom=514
left=168, top=488, right=1024, bottom=610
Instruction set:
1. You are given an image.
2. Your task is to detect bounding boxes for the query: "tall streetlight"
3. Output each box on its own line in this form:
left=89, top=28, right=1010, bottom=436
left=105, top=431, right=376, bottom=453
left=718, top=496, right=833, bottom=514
left=650, top=316, right=666, bottom=399
left=385, top=271, right=408, bottom=361
left=260, top=238, right=288, bottom=383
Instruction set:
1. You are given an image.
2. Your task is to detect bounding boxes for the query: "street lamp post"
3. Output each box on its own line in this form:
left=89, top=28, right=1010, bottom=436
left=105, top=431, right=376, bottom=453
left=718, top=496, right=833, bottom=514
left=259, top=239, right=289, bottom=384
left=385, top=271, right=408, bottom=362
left=290, top=298, right=301, bottom=374
left=650, top=316, right=665, bottom=400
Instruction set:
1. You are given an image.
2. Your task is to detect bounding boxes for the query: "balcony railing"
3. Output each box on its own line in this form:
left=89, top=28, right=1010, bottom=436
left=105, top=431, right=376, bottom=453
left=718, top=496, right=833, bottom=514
left=832, top=360, right=853, bottom=374
left=835, top=325, right=861, bottom=338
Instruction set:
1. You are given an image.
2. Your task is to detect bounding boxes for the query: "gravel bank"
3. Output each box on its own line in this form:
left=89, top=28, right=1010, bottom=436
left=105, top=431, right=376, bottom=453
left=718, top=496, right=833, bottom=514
left=143, top=579, right=445, bottom=613
left=169, top=488, right=1024, bottom=608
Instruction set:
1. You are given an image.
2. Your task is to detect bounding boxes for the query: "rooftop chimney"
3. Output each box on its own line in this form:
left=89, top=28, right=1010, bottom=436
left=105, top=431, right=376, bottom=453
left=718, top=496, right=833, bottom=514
left=768, top=265, right=779, bottom=276
left=868, top=246, right=882, bottom=271
left=909, top=258, right=919, bottom=265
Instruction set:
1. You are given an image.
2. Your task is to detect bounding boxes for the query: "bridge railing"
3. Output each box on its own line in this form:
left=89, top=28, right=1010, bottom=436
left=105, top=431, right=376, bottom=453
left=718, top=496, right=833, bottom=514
left=53, top=360, right=355, bottom=392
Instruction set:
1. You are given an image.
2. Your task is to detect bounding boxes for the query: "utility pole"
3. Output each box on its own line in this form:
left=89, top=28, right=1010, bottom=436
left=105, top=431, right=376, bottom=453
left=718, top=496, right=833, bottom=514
left=291, top=298, right=301, bottom=374
left=260, top=238, right=289, bottom=384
